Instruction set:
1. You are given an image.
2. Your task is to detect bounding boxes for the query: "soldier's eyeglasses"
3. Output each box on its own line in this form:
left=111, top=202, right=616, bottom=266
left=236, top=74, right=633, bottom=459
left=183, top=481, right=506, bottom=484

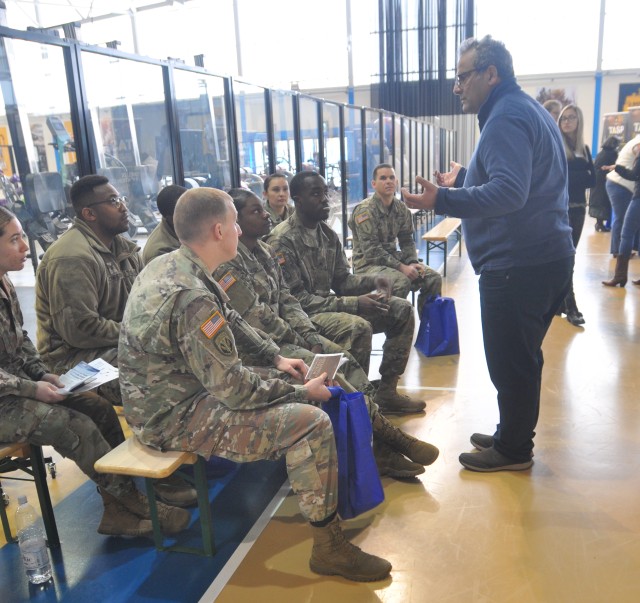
left=86, top=196, right=128, bottom=210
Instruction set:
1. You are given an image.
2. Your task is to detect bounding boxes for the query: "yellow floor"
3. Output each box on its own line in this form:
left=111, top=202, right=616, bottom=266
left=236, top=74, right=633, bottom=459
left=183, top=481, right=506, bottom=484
left=2, top=219, right=640, bottom=602
left=215, top=221, right=640, bottom=603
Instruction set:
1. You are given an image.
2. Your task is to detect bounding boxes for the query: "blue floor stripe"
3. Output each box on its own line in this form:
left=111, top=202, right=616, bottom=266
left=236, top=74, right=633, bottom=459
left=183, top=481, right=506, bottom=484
left=1, top=458, right=287, bottom=603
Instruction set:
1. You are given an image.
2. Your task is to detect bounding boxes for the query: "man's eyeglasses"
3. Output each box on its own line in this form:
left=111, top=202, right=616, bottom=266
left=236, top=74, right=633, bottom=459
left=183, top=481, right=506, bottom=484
left=559, top=114, right=578, bottom=123
left=455, top=67, right=484, bottom=86
left=86, top=196, right=128, bottom=210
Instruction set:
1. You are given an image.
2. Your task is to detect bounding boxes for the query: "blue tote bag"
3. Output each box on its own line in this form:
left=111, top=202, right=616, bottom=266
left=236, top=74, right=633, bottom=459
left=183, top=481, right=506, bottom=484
left=415, top=295, right=460, bottom=357
left=322, top=387, right=384, bottom=519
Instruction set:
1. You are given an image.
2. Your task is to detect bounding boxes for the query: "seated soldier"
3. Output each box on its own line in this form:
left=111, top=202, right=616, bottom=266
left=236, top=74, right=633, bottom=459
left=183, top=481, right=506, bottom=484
left=142, top=184, right=186, bottom=265
left=268, top=170, right=426, bottom=415
left=349, top=163, right=442, bottom=313
left=213, top=189, right=438, bottom=477
left=34, top=174, right=195, bottom=507
left=263, top=173, right=295, bottom=226
left=0, top=207, right=188, bottom=538
left=118, top=187, right=392, bottom=582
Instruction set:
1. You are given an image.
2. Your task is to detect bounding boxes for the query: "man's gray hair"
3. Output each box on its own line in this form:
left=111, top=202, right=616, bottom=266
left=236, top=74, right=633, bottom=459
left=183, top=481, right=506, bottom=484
left=459, top=35, right=514, bottom=80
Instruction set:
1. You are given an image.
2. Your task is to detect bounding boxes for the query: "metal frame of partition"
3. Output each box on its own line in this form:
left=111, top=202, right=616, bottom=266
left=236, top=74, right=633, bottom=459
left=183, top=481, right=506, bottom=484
left=0, top=25, right=454, bottom=241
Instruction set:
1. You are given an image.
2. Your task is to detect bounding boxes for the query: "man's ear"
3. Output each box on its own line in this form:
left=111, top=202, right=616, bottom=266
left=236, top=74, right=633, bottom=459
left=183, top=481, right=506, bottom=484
left=211, top=221, right=224, bottom=241
left=487, top=65, right=500, bottom=85
left=80, top=206, right=96, bottom=222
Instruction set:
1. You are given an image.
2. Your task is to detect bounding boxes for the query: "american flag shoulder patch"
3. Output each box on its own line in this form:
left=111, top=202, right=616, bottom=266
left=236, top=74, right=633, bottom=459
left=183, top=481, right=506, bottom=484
left=355, top=212, right=370, bottom=224
left=218, top=271, right=237, bottom=291
left=275, top=252, right=286, bottom=265
left=200, top=311, right=226, bottom=339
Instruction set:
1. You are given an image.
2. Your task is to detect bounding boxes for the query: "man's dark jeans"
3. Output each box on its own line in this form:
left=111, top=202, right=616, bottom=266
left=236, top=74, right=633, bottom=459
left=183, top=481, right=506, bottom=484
left=479, top=256, right=574, bottom=461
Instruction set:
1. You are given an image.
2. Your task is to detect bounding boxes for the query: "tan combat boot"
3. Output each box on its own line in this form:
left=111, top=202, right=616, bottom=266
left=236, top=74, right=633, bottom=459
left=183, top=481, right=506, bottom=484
left=309, top=517, right=392, bottom=582
left=374, top=376, right=426, bottom=415
left=153, top=473, right=198, bottom=508
left=98, top=490, right=153, bottom=537
left=373, top=440, right=424, bottom=478
left=372, top=411, right=439, bottom=466
left=118, top=488, right=191, bottom=535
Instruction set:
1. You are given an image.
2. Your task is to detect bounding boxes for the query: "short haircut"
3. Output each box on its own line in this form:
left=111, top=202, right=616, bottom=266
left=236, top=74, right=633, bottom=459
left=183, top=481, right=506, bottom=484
left=227, top=187, right=259, bottom=213
left=0, top=206, right=17, bottom=235
left=70, top=174, right=109, bottom=213
left=263, top=173, right=288, bottom=192
left=289, top=170, right=321, bottom=201
left=372, top=163, right=394, bottom=180
left=173, top=187, right=231, bottom=244
left=459, top=35, right=514, bottom=80
left=156, top=185, right=187, bottom=219
left=543, top=99, right=562, bottom=114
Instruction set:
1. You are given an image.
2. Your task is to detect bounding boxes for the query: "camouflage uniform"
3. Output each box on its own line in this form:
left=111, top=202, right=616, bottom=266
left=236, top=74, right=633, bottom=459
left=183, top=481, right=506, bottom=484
left=119, top=246, right=337, bottom=522
left=142, top=218, right=180, bottom=265
left=213, top=240, right=376, bottom=400
left=0, top=275, right=135, bottom=499
left=35, top=219, right=142, bottom=403
left=264, top=201, right=295, bottom=226
left=349, top=193, right=442, bottom=312
left=267, top=212, right=415, bottom=376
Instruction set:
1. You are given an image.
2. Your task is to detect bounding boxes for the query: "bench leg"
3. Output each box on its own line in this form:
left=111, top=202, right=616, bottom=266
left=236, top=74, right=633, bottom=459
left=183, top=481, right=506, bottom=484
left=30, top=445, right=60, bottom=548
left=443, top=242, right=448, bottom=277
left=194, top=458, right=215, bottom=556
left=144, top=477, right=164, bottom=550
left=0, top=480, right=15, bottom=543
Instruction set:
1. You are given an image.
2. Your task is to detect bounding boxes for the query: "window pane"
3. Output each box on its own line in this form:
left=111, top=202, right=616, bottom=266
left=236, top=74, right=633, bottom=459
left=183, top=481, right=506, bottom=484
left=173, top=69, right=232, bottom=189
left=234, top=81, right=267, bottom=194
left=271, top=90, right=296, bottom=175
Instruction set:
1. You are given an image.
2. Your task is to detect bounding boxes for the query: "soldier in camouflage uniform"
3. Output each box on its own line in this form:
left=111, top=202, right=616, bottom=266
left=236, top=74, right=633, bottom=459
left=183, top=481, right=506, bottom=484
left=142, top=184, right=185, bottom=265
left=213, top=189, right=439, bottom=477
left=263, top=173, right=295, bottom=225
left=34, top=175, right=196, bottom=507
left=118, top=187, right=392, bottom=582
left=0, top=207, right=188, bottom=538
left=267, top=171, right=426, bottom=415
left=349, top=164, right=442, bottom=314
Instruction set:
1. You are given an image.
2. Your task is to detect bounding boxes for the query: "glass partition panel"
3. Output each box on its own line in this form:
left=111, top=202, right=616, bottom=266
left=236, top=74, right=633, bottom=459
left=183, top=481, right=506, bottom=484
left=416, top=122, right=424, bottom=180
left=81, top=51, right=170, bottom=233
left=0, top=38, right=77, bottom=260
left=234, top=81, right=268, bottom=194
left=323, top=102, right=342, bottom=194
left=344, top=106, right=363, bottom=240
left=364, top=109, right=381, bottom=194
left=173, top=69, right=231, bottom=190
left=410, top=121, right=419, bottom=192
left=271, top=89, right=296, bottom=176
left=299, top=96, right=320, bottom=172
left=380, top=111, right=393, bottom=164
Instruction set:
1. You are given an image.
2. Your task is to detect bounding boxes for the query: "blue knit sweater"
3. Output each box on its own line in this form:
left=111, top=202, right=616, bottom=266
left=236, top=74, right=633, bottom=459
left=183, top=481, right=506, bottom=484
left=435, top=78, right=575, bottom=274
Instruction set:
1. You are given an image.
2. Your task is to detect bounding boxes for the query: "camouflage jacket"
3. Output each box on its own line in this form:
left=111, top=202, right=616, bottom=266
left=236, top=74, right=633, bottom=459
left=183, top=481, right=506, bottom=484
left=264, top=200, right=295, bottom=226
left=267, top=212, right=377, bottom=316
left=35, top=219, right=142, bottom=372
left=213, top=240, right=323, bottom=350
left=118, top=245, right=306, bottom=449
left=348, top=193, right=418, bottom=272
left=0, top=276, right=48, bottom=401
left=142, top=218, right=179, bottom=265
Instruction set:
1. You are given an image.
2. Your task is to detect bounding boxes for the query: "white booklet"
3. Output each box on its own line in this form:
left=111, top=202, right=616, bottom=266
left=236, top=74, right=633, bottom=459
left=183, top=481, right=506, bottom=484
left=305, top=353, right=347, bottom=381
left=57, top=358, right=119, bottom=394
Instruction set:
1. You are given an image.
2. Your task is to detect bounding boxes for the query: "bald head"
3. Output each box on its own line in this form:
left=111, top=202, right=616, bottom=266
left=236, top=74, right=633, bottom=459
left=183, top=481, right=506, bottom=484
left=174, top=187, right=233, bottom=244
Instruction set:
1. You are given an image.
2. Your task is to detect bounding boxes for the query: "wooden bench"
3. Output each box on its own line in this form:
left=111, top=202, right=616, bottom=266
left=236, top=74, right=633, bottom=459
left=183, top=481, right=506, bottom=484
left=422, top=217, right=462, bottom=276
left=0, top=442, right=59, bottom=547
left=94, top=437, right=215, bottom=556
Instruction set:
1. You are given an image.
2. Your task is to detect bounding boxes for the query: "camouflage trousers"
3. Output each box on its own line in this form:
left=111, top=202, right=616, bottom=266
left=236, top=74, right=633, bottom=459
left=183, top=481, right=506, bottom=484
left=360, top=265, right=442, bottom=314
left=159, top=398, right=338, bottom=522
left=310, top=295, right=415, bottom=377
left=0, top=391, right=136, bottom=499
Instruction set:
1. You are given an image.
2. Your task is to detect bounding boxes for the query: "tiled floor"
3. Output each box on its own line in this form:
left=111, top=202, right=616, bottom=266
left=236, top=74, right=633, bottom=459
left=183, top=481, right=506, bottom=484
left=3, top=218, right=640, bottom=602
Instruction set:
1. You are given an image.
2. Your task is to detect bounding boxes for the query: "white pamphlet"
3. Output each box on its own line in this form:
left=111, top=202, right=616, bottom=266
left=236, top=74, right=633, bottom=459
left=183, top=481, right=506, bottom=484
left=305, top=353, right=347, bottom=381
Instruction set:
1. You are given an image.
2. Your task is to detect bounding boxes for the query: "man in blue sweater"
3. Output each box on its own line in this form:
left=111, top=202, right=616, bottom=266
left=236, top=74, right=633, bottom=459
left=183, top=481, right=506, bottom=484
left=403, top=36, right=575, bottom=472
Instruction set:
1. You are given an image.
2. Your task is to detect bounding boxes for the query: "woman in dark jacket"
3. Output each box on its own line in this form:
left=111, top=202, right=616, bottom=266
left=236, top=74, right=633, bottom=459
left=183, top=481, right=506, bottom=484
left=557, top=104, right=596, bottom=326
left=589, top=136, right=619, bottom=231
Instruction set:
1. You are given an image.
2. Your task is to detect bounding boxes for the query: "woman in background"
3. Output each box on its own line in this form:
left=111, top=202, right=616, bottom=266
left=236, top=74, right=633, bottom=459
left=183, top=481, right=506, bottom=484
left=557, top=104, right=596, bottom=327
left=263, top=173, right=294, bottom=225
left=589, top=136, right=619, bottom=232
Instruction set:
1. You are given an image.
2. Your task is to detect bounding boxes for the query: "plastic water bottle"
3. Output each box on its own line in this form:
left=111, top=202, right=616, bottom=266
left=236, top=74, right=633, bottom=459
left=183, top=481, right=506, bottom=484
left=15, top=495, right=52, bottom=584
